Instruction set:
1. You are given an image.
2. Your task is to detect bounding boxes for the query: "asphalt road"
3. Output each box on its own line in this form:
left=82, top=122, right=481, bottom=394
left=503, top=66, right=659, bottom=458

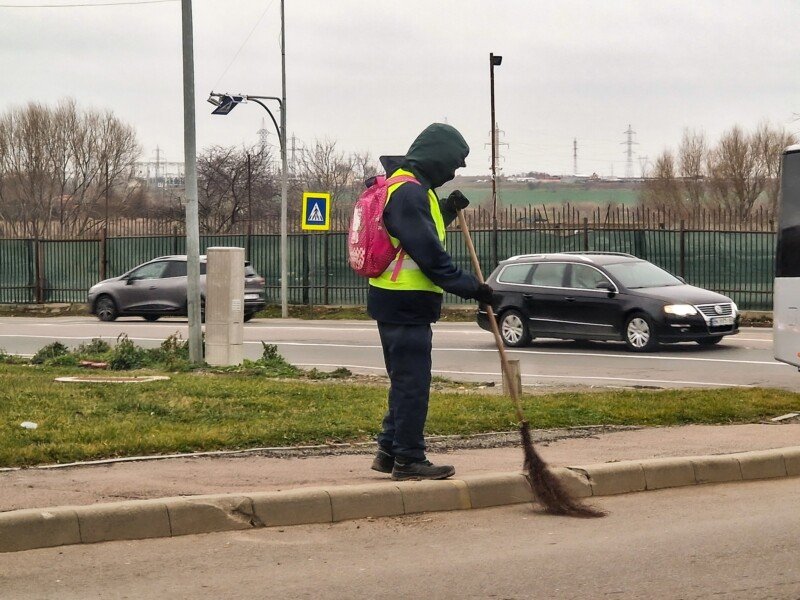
left=2, top=478, right=798, bottom=599
left=0, top=316, right=797, bottom=390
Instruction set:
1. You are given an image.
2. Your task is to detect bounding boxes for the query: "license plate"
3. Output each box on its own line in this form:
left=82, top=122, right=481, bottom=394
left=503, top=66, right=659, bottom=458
left=711, top=316, right=734, bottom=327
left=244, top=293, right=260, bottom=300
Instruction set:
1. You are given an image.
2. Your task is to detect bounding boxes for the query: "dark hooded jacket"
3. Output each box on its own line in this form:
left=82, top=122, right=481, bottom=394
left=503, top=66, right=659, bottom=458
left=367, top=123, right=480, bottom=324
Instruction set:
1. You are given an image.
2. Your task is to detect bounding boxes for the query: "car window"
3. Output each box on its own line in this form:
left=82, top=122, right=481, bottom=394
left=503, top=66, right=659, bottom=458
left=530, top=263, right=567, bottom=288
left=604, top=260, right=681, bottom=289
left=497, top=264, right=533, bottom=285
left=129, top=261, right=167, bottom=280
left=163, top=261, right=187, bottom=278
left=568, top=264, right=612, bottom=290
left=200, top=263, right=207, bottom=275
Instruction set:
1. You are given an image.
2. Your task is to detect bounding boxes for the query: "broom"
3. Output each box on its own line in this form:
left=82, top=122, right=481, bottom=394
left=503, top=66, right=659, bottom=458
left=457, top=209, right=604, bottom=518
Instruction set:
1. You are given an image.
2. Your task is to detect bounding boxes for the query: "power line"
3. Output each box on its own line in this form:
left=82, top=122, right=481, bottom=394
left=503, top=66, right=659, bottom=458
left=0, top=0, right=175, bottom=7
left=212, top=0, right=276, bottom=90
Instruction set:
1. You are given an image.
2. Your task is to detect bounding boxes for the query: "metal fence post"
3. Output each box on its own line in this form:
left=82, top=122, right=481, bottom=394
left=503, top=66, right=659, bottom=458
left=323, top=230, right=330, bottom=305
left=35, top=239, right=44, bottom=304
left=582, top=217, right=589, bottom=251
left=302, top=231, right=310, bottom=305
left=99, top=229, right=107, bottom=281
left=679, top=220, right=686, bottom=279
left=172, top=226, right=179, bottom=255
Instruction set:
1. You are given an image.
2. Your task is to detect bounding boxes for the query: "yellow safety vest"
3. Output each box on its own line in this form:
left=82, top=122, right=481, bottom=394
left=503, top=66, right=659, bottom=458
left=369, top=168, right=446, bottom=294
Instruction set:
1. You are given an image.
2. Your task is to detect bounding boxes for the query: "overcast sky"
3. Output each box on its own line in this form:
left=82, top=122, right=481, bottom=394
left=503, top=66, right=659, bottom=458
left=2, top=0, right=799, bottom=177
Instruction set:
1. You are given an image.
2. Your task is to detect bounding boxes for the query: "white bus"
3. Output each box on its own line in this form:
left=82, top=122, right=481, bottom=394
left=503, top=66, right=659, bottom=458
left=774, top=145, right=800, bottom=370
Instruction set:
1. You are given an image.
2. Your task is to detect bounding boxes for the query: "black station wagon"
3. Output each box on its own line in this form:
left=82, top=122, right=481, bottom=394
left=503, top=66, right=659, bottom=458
left=477, top=252, right=739, bottom=352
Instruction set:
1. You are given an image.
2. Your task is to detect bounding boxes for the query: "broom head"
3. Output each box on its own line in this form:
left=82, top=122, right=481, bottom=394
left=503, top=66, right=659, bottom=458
left=520, top=420, right=605, bottom=518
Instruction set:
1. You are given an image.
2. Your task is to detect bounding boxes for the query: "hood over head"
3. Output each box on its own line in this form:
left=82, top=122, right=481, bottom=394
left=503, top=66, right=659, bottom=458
left=403, top=123, right=469, bottom=188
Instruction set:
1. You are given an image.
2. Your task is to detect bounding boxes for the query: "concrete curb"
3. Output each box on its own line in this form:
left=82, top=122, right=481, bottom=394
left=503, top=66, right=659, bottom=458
left=2, top=446, right=798, bottom=553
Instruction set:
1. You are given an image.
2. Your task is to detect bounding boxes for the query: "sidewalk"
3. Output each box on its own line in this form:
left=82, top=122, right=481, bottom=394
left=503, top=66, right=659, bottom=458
left=2, top=423, right=798, bottom=513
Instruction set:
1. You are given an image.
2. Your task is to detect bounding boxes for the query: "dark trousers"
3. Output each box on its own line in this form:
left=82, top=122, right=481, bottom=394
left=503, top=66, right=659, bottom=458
left=376, top=322, right=433, bottom=461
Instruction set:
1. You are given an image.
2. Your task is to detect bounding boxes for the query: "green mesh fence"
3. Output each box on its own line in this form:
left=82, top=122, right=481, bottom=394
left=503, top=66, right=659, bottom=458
left=0, top=239, right=35, bottom=303
left=0, top=229, right=778, bottom=310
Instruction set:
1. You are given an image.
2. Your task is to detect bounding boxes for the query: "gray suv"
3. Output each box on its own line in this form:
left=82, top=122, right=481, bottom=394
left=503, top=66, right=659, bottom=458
left=87, top=255, right=267, bottom=322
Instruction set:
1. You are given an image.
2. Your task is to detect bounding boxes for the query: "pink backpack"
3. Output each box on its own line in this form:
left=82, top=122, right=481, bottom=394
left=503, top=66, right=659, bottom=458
left=348, top=174, right=420, bottom=278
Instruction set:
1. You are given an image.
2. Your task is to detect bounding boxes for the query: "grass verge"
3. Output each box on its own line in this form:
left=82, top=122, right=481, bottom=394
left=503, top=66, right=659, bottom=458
left=1, top=363, right=797, bottom=467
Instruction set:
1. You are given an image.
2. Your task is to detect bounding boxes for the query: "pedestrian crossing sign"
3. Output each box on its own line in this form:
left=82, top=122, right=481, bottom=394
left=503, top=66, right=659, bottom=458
left=301, top=192, right=331, bottom=231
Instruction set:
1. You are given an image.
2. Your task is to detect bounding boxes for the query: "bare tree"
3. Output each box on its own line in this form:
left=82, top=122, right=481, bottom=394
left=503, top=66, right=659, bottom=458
left=706, top=125, right=766, bottom=217
left=753, top=121, right=796, bottom=212
left=678, top=128, right=707, bottom=208
left=350, top=150, right=381, bottom=184
left=196, top=145, right=279, bottom=233
left=641, top=150, right=684, bottom=212
left=0, top=99, right=139, bottom=237
left=295, top=139, right=357, bottom=203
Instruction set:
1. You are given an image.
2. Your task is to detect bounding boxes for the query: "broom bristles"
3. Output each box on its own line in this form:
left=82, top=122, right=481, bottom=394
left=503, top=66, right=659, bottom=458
left=520, top=421, right=605, bottom=518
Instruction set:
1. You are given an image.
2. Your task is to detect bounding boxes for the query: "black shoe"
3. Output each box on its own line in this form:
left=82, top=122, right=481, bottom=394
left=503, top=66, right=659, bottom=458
left=371, top=449, right=394, bottom=474
left=391, top=459, right=455, bottom=481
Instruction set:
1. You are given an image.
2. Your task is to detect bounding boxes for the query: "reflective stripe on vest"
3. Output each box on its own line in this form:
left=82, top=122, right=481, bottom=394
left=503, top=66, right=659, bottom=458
left=369, top=168, right=446, bottom=294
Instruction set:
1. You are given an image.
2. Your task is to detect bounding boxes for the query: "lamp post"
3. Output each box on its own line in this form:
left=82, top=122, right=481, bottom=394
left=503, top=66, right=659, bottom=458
left=181, top=0, right=203, bottom=363
left=207, top=1, right=288, bottom=318
left=490, top=52, right=502, bottom=268
left=208, top=92, right=288, bottom=317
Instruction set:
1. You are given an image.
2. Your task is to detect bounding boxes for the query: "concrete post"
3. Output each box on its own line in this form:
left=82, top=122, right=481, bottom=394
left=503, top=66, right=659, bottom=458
left=502, top=359, right=522, bottom=398
left=204, top=247, right=245, bottom=366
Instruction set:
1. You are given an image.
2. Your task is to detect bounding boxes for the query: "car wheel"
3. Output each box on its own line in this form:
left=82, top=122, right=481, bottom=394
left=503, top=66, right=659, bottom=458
left=143, top=315, right=160, bottom=322
left=624, top=312, right=658, bottom=352
left=499, top=310, right=531, bottom=348
left=697, top=337, right=723, bottom=346
left=95, top=296, right=118, bottom=322
left=243, top=312, right=255, bottom=323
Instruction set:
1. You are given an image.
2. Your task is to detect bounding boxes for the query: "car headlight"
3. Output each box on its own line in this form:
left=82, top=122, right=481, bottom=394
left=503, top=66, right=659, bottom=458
left=664, top=304, right=698, bottom=316
left=732, top=302, right=738, bottom=314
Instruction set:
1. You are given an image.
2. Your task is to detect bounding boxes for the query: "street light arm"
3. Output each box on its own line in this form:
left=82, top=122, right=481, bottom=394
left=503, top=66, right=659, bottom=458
left=248, top=98, right=285, bottom=153
left=245, top=95, right=282, bottom=107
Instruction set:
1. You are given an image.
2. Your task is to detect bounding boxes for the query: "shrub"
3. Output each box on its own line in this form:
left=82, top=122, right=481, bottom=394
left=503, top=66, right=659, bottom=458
left=148, top=332, right=191, bottom=371
left=75, top=338, right=111, bottom=356
left=45, top=353, right=80, bottom=367
left=0, top=348, right=24, bottom=365
left=31, top=342, right=70, bottom=365
left=260, top=342, right=280, bottom=362
left=108, top=334, right=149, bottom=370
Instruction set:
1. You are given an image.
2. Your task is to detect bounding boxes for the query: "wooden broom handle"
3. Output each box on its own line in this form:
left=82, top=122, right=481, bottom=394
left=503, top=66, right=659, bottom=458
left=457, top=210, right=526, bottom=423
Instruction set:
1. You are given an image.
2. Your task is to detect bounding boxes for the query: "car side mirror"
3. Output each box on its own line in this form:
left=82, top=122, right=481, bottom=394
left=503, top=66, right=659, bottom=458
left=126, top=276, right=137, bottom=285
left=596, top=281, right=616, bottom=294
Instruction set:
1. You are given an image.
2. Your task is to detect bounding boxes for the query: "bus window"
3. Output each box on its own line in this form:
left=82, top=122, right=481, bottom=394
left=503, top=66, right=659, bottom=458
left=774, top=146, right=800, bottom=369
left=776, top=149, right=800, bottom=277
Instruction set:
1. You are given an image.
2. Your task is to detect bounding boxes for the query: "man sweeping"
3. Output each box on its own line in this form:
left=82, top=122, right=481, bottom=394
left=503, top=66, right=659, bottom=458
left=368, top=123, right=495, bottom=480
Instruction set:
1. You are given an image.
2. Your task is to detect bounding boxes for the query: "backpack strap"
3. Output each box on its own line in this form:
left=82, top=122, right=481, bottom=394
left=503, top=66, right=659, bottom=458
left=390, top=250, right=405, bottom=282
left=384, top=175, right=419, bottom=281
left=385, top=175, right=420, bottom=186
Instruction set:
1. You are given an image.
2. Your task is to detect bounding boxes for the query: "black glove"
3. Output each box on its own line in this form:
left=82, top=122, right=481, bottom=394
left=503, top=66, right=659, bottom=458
left=474, top=283, right=495, bottom=305
left=445, top=190, right=470, bottom=212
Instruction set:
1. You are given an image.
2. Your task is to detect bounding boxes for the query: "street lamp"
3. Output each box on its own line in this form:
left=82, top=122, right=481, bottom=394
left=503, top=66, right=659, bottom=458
left=208, top=92, right=288, bottom=318
left=490, top=52, right=502, bottom=268
left=206, top=1, right=288, bottom=318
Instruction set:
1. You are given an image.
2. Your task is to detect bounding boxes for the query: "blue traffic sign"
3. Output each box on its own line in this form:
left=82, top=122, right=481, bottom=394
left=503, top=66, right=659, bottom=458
left=302, top=192, right=331, bottom=231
